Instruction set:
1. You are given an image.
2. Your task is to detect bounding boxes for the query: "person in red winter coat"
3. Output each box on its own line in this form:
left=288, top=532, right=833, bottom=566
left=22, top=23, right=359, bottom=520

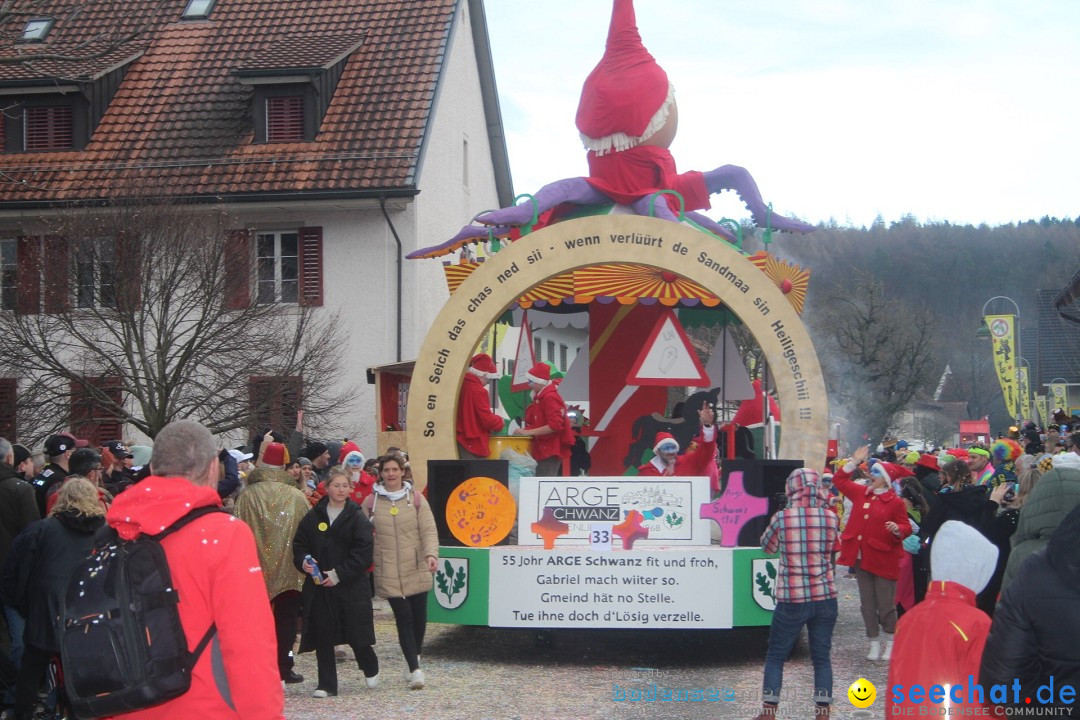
left=832, top=445, right=912, bottom=662
left=886, top=520, right=998, bottom=717
left=514, top=363, right=575, bottom=476
left=106, top=419, right=284, bottom=720
left=457, top=353, right=505, bottom=460
left=636, top=405, right=716, bottom=476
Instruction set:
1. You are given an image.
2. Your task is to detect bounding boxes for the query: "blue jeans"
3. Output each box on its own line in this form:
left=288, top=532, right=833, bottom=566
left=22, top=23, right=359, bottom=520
left=2, top=602, right=24, bottom=668
left=762, top=598, right=837, bottom=705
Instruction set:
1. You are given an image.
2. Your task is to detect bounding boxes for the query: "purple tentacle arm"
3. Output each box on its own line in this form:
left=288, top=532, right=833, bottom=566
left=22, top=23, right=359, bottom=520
left=703, top=165, right=815, bottom=233
left=476, top=177, right=609, bottom=226
left=406, top=223, right=514, bottom=260
left=685, top=211, right=738, bottom=242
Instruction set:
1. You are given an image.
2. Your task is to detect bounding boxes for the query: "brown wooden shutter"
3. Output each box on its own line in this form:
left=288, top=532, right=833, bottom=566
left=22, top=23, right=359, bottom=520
left=224, top=229, right=251, bottom=310
left=298, top=226, right=323, bottom=307
left=70, top=376, right=123, bottom=446
left=114, top=232, right=141, bottom=310
left=25, top=106, right=73, bottom=151
left=15, top=236, right=40, bottom=315
left=266, top=96, right=304, bottom=143
left=0, top=378, right=16, bottom=441
left=42, top=235, right=69, bottom=314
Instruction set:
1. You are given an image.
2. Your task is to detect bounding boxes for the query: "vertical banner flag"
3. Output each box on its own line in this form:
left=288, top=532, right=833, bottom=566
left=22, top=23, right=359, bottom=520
left=1050, top=382, right=1069, bottom=417
left=1018, top=367, right=1032, bottom=423
left=986, top=314, right=1019, bottom=419
left=1036, top=394, right=1049, bottom=428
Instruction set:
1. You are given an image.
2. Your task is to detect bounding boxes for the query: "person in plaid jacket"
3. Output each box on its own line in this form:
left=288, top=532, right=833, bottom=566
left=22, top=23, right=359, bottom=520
left=753, top=468, right=840, bottom=720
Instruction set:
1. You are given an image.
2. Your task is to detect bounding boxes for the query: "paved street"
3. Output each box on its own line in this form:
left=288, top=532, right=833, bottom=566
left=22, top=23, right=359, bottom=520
left=284, top=571, right=887, bottom=720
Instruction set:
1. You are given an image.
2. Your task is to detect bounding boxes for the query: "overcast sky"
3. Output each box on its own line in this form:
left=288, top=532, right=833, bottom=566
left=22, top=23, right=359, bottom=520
left=483, top=1, right=1080, bottom=229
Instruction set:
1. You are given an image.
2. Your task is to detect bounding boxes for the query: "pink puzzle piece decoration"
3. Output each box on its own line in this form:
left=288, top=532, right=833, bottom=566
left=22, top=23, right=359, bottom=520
left=612, top=509, right=650, bottom=550
left=699, top=471, right=769, bottom=547
left=531, top=507, right=570, bottom=549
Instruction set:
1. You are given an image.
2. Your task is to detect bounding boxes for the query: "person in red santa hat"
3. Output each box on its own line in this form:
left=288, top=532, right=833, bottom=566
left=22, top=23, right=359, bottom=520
left=457, top=353, right=505, bottom=460
left=513, top=362, right=575, bottom=476
left=831, top=445, right=912, bottom=662
left=636, top=405, right=717, bottom=476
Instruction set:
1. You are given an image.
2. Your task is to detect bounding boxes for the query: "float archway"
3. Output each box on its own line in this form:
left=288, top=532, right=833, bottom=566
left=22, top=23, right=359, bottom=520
left=406, top=215, right=828, bottom=489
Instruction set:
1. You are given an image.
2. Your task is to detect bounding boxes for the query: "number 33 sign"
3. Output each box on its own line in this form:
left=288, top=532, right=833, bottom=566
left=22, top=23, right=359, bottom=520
left=590, top=524, right=612, bottom=552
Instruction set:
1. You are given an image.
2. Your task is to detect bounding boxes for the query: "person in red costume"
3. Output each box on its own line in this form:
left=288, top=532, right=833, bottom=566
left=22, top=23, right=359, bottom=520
left=832, top=445, right=912, bottom=663
left=433, top=0, right=813, bottom=255
left=513, top=363, right=575, bottom=476
left=457, top=353, right=505, bottom=460
left=886, top=521, right=998, bottom=717
left=636, top=405, right=716, bottom=476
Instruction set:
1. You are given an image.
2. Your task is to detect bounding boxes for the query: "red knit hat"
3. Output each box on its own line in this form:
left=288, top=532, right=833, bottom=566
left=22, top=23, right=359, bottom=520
left=469, top=353, right=499, bottom=379
left=575, top=0, right=674, bottom=156
left=262, top=442, right=286, bottom=467
left=653, top=432, right=679, bottom=454
left=526, top=362, right=552, bottom=385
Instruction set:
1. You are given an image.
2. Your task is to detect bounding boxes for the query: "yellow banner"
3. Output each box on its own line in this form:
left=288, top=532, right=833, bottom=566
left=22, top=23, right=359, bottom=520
left=1018, top=367, right=1032, bottom=423
left=986, top=314, right=1019, bottom=418
left=1050, top=382, right=1069, bottom=416
left=1036, top=394, right=1049, bottom=427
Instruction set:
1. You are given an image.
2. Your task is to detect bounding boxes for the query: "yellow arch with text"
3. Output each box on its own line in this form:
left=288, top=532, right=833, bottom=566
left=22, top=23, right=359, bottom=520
left=405, top=215, right=828, bottom=488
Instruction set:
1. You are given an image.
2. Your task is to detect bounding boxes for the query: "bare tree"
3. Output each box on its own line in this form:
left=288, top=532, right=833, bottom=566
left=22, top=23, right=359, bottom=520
left=0, top=198, right=354, bottom=445
left=812, top=271, right=938, bottom=448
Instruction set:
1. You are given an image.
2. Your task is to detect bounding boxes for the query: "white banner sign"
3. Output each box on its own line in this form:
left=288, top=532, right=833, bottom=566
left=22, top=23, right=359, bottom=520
left=489, top=547, right=733, bottom=628
left=517, top=476, right=712, bottom=546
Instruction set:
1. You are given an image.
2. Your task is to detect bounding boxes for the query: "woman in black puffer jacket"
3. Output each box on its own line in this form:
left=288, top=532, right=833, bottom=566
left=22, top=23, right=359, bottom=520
left=292, top=467, right=378, bottom=698
left=0, top=478, right=105, bottom=720
left=980, top=502, right=1080, bottom=715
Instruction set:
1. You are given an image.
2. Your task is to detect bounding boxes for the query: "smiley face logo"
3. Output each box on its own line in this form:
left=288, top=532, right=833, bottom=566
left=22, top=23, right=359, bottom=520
left=847, top=678, right=876, bottom=708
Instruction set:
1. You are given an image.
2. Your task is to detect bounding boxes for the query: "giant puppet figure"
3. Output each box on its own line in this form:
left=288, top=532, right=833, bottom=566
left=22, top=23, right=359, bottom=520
left=428, top=0, right=815, bottom=254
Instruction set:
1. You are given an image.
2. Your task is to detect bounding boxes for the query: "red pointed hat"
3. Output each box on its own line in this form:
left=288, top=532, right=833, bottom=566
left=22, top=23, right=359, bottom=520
left=653, top=432, right=679, bottom=453
left=732, top=379, right=782, bottom=428
left=469, top=353, right=499, bottom=378
left=526, top=362, right=552, bottom=385
left=576, top=0, right=674, bottom=156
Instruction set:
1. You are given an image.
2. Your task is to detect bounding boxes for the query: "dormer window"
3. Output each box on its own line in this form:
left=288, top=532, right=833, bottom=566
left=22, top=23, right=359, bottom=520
left=21, top=18, right=54, bottom=42
left=182, top=0, right=216, bottom=20
left=233, top=32, right=364, bottom=145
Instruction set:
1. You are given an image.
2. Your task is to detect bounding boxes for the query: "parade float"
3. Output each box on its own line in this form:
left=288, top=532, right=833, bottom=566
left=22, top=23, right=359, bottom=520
left=393, top=0, right=829, bottom=630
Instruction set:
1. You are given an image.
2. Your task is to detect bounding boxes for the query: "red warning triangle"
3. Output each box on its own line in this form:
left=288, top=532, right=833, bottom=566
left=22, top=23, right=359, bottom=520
left=627, top=309, right=709, bottom=386
left=511, top=312, right=537, bottom=392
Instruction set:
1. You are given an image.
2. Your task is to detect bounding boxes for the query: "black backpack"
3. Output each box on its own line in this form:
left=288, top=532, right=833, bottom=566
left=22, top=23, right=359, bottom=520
left=59, top=505, right=223, bottom=719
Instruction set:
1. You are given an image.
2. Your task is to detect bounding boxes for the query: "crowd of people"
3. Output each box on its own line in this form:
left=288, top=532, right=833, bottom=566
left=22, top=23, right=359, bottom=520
left=1, top=400, right=1078, bottom=719
left=0, top=414, right=439, bottom=720
left=756, top=423, right=1080, bottom=719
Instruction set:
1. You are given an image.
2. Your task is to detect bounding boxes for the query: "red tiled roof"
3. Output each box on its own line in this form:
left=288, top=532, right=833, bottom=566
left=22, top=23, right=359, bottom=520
left=235, top=32, right=365, bottom=73
left=0, top=0, right=458, bottom=203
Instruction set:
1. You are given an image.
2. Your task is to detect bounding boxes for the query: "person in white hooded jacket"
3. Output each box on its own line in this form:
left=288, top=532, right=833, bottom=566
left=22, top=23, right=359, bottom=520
left=886, top=521, right=998, bottom=716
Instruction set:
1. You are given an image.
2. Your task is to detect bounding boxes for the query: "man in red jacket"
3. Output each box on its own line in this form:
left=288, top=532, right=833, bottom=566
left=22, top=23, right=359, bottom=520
left=107, top=420, right=284, bottom=720
left=636, top=405, right=716, bottom=476
left=514, top=363, right=575, bottom=476
left=457, top=353, right=505, bottom=460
